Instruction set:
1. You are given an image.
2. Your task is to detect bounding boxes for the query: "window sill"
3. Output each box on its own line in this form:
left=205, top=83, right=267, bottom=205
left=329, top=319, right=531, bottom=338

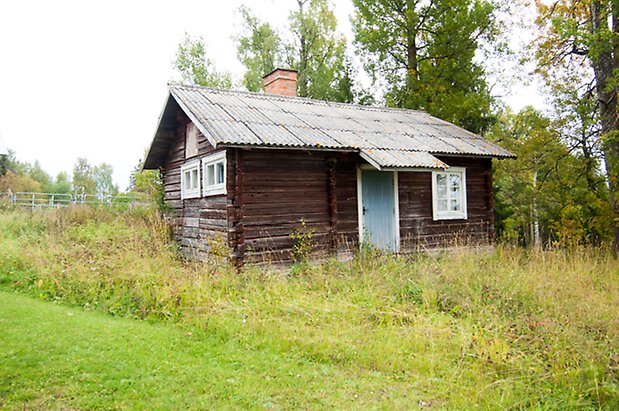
left=433, top=213, right=467, bottom=221
left=181, top=191, right=201, bottom=199
left=203, top=184, right=226, bottom=197
left=203, top=190, right=226, bottom=197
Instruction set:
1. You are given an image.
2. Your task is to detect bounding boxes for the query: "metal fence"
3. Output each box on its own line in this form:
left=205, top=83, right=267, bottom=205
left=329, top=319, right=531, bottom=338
left=0, top=192, right=151, bottom=209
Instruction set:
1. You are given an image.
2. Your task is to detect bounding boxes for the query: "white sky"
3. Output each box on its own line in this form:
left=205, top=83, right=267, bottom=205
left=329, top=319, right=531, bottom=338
left=0, top=0, right=544, bottom=190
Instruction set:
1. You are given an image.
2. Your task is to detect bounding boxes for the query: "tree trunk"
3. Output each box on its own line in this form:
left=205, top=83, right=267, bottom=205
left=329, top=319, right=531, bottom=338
left=532, top=172, right=541, bottom=247
left=590, top=0, right=619, bottom=251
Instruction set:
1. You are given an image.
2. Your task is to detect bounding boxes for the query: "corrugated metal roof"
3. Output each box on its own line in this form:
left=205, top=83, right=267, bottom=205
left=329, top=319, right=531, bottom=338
left=143, top=84, right=515, bottom=169
left=361, top=149, right=447, bottom=169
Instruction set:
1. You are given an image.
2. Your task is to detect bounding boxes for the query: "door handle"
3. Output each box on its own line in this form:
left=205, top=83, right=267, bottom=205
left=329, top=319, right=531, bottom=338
left=362, top=206, right=367, bottom=215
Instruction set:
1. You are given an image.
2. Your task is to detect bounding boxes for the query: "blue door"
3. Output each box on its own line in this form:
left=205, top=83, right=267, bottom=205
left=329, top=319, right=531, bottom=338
left=361, top=170, right=398, bottom=251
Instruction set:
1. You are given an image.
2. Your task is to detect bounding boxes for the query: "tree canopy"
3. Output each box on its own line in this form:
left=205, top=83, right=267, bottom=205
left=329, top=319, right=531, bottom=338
left=236, top=6, right=285, bottom=93
left=490, top=107, right=613, bottom=246
left=532, top=0, right=619, bottom=249
left=173, top=33, right=233, bottom=89
left=236, top=0, right=362, bottom=102
left=352, top=0, right=502, bottom=134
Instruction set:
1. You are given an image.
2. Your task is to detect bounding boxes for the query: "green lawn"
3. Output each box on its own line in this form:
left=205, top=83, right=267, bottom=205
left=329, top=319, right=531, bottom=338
left=0, top=291, right=421, bottom=410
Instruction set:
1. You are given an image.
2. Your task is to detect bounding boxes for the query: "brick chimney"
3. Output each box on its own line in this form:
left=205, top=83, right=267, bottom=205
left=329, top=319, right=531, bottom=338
left=263, top=68, right=298, bottom=97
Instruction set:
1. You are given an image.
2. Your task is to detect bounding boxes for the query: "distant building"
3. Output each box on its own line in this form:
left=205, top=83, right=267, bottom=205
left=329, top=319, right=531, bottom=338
left=144, top=69, right=515, bottom=265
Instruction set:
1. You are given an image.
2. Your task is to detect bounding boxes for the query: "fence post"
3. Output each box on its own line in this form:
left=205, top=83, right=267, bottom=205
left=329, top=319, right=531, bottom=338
left=31, top=193, right=35, bottom=211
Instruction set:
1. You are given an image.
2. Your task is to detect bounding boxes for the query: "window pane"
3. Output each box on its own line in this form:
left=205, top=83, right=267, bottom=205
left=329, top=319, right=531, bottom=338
left=449, top=173, right=461, bottom=187
left=451, top=184, right=461, bottom=197
left=437, top=173, right=447, bottom=187
left=450, top=198, right=460, bottom=211
left=191, top=169, right=198, bottom=189
left=183, top=171, right=191, bottom=191
left=216, top=162, right=224, bottom=184
left=438, top=185, right=447, bottom=198
left=207, top=165, right=215, bottom=186
left=438, top=199, right=448, bottom=212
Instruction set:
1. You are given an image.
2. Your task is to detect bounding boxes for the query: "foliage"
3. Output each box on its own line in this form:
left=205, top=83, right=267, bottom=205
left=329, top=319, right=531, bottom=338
left=0, top=171, right=42, bottom=193
left=287, top=0, right=350, bottom=101
left=0, top=150, right=62, bottom=193
left=490, top=107, right=613, bottom=245
left=130, top=150, right=164, bottom=211
left=206, top=233, right=229, bottom=260
left=0, top=150, right=120, bottom=198
left=173, top=33, right=233, bottom=89
left=0, top=208, right=617, bottom=408
left=52, top=171, right=72, bottom=195
left=290, top=218, right=316, bottom=262
left=72, top=157, right=118, bottom=197
left=236, top=6, right=285, bottom=92
left=24, top=160, right=53, bottom=192
left=92, top=163, right=118, bottom=198
left=236, top=0, right=366, bottom=103
left=352, top=0, right=504, bottom=134
left=1, top=149, right=29, bottom=175
left=532, top=0, right=619, bottom=249
left=72, top=157, right=97, bottom=195
left=0, top=154, right=7, bottom=177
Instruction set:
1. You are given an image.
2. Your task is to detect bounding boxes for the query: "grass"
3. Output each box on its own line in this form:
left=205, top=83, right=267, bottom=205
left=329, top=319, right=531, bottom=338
left=0, top=206, right=617, bottom=409
left=0, top=291, right=424, bottom=409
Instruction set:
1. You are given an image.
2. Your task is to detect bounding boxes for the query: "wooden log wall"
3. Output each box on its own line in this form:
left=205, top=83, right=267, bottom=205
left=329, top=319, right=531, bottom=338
left=334, top=154, right=361, bottom=253
left=161, top=114, right=228, bottom=259
left=398, top=157, right=494, bottom=250
left=239, top=150, right=331, bottom=263
left=227, top=149, right=244, bottom=267
left=162, top=114, right=495, bottom=263
left=235, top=153, right=494, bottom=262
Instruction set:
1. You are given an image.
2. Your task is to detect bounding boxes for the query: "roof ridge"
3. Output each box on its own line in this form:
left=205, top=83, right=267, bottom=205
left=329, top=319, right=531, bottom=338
left=167, top=82, right=430, bottom=116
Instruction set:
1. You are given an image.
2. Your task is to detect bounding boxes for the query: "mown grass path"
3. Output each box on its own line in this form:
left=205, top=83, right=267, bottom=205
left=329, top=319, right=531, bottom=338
left=0, top=291, right=420, bottom=410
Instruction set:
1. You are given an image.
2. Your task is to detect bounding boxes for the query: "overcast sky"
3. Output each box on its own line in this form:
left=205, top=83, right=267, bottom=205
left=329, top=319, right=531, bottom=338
left=0, top=0, right=544, bottom=190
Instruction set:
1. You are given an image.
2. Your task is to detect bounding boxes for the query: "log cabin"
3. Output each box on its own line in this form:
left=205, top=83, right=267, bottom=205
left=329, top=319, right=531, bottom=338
left=143, top=69, right=514, bottom=265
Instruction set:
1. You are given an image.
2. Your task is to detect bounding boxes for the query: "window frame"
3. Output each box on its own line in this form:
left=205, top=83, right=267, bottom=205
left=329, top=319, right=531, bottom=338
left=431, top=167, right=467, bottom=220
left=180, top=160, right=201, bottom=199
left=202, top=151, right=227, bottom=197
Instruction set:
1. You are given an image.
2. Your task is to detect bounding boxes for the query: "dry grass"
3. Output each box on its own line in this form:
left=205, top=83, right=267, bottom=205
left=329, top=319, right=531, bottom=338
left=0, top=206, right=617, bottom=409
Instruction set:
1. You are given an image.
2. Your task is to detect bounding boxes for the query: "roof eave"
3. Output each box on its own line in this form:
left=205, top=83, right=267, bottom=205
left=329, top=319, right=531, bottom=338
left=143, top=92, right=177, bottom=170
left=169, top=88, right=220, bottom=150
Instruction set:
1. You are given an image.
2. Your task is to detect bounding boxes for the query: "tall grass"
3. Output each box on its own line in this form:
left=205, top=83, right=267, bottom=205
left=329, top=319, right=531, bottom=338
left=0, top=207, right=617, bottom=408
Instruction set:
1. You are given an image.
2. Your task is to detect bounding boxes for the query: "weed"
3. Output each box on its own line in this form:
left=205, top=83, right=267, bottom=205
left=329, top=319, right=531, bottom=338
left=0, top=208, right=617, bottom=409
left=290, top=218, right=315, bottom=262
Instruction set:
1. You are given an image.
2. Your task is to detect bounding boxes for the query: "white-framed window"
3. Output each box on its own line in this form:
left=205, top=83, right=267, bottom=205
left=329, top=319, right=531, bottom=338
left=432, top=167, right=467, bottom=220
left=202, top=151, right=226, bottom=196
left=180, top=160, right=201, bottom=199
